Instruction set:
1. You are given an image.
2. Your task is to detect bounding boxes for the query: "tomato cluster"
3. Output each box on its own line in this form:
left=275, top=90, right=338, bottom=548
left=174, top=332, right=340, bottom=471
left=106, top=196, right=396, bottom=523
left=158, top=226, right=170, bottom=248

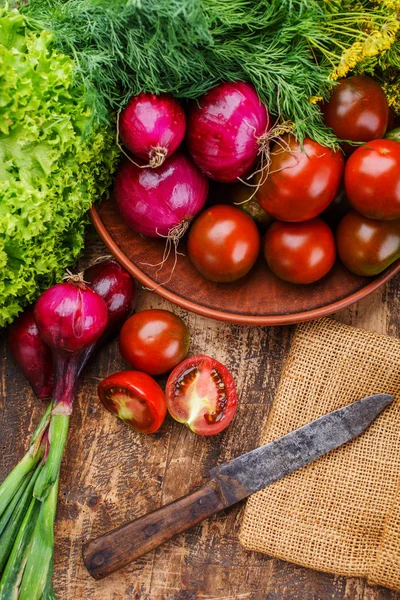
left=186, top=75, right=400, bottom=284
left=98, top=309, right=237, bottom=436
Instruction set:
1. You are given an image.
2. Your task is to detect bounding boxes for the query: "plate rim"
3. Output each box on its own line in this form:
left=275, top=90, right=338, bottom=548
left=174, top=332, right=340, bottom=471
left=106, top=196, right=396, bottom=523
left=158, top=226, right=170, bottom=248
left=89, top=205, right=400, bottom=326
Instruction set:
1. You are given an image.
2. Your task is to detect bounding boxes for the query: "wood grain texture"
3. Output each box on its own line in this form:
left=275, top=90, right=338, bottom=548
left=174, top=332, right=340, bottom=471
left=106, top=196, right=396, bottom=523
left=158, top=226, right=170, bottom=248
left=1, top=230, right=400, bottom=600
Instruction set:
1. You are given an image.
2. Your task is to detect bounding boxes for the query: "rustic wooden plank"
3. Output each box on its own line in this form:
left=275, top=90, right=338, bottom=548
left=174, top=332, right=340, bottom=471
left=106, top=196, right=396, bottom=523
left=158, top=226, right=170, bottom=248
left=1, top=233, right=399, bottom=599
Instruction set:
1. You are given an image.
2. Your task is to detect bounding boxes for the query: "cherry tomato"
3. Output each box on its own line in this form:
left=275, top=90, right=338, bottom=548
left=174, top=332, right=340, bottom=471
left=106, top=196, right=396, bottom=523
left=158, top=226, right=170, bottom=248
left=344, top=139, right=400, bottom=220
left=166, top=355, right=237, bottom=436
left=336, top=210, right=400, bottom=276
left=322, top=76, right=389, bottom=148
left=257, top=136, right=344, bottom=222
left=98, top=371, right=166, bottom=434
left=119, top=309, right=190, bottom=375
left=228, top=181, right=273, bottom=231
left=187, top=205, right=260, bottom=282
left=264, top=218, right=336, bottom=284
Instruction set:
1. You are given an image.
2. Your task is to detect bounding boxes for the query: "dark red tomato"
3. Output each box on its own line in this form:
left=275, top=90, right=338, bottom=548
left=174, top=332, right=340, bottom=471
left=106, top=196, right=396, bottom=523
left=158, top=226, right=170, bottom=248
left=337, top=210, right=400, bottom=276
left=166, top=355, right=237, bottom=436
left=98, top=371, right=166, bottom=434
left=322, top=76, right=389, bottom=148
left=264, top=218, right=336, bottom=284
left=119, top=309, right=190, bottom=375
left=345, top=139, right=400, bottom=220
left=187, top=205, right=260, bottom=282
left=257, top=136, right=344, bottom=222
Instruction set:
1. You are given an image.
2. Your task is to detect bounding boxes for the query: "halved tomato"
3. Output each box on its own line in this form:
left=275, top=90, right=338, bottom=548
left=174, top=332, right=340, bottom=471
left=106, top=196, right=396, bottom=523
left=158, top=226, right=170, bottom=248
left=166, top=355, right=237, bottom=436
left=98, top=371, right=166, bottom=434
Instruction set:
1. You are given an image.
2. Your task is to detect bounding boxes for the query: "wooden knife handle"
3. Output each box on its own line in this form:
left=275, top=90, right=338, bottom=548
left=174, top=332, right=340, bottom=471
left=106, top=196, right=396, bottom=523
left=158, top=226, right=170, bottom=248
left=82, top=481, right=225, bottom=579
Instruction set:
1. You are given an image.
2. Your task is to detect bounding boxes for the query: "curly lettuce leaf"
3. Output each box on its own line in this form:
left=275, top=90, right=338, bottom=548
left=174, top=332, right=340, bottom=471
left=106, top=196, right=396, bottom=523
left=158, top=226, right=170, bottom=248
left=0, top=8, right=117, bottom=326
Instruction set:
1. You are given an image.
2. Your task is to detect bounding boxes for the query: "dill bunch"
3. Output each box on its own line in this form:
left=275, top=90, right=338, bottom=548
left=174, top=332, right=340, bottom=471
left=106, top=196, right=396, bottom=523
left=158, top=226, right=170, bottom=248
left=16, top=0, right=400, bottom=144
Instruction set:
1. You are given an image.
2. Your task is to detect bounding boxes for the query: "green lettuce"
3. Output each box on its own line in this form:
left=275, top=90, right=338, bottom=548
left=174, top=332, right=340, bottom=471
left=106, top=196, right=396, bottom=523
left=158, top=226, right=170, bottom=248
left=0, top=7, right=117, bottom=326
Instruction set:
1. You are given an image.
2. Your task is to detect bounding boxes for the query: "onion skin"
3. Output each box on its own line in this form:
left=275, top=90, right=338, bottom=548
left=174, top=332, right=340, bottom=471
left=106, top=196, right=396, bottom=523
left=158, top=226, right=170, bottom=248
left=119, top=93, right=186, bottom=166
left=7, top=306, right=53, bottom=400
left=187, top=81, right=269, bottom=182
left=114, top=151, right=209, bottom=237
left=34, top=282, right=108, bottom=356
left=84, top=259, right=136, bottom=334
left=78, top=259, right=137, bottom=375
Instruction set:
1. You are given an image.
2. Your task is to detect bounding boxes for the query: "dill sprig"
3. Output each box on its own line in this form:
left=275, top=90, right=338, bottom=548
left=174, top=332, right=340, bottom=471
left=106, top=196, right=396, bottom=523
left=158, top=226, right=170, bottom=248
left=15, top=0, right=400, bottom=144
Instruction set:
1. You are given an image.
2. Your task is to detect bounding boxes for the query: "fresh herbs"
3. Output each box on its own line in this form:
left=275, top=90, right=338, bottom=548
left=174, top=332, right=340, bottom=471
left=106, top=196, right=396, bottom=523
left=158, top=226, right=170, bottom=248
left=19, top=0, right=399, bottom=145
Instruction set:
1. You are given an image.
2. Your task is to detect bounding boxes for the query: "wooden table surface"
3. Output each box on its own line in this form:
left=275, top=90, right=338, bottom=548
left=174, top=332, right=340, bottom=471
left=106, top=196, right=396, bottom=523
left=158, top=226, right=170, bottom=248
left=1, top=235, right=400, bottom=600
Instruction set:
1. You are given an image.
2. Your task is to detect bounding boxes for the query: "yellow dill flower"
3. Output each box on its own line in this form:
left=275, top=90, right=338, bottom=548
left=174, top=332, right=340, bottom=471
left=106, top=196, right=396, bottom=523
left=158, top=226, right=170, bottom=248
left=309, top=95, right=324, bottom=104
left=383, top=81, right=400, bottom=113
left=330, top=20, right=399, bottom=80
left=373, top=0, right=400, bottom=10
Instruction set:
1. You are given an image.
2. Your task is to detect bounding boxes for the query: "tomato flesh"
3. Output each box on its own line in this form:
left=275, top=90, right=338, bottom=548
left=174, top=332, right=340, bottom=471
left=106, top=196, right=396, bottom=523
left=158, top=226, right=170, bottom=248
left=166, top=355, right=237, bottom=436
left=98, top=371, right=166, bottom=434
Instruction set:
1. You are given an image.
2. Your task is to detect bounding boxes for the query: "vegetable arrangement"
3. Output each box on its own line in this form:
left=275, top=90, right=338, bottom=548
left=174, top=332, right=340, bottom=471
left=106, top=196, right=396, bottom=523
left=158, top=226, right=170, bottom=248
left=2, top=257, right=236, bottom=596
left=1, top=260, right=136, bottom=598
left=114, top=74, right=400, bottom=284
left=1, top=0, right=400, bottom=596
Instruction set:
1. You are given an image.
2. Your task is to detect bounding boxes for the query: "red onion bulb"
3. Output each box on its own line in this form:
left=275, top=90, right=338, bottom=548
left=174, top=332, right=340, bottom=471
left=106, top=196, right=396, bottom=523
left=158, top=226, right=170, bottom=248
left=84, top=259, right=136, bottom=334
left=34, top=281, right=108, bottom=355
left=119, top=93, right=186, bottom=168
left=114, top=151, right=209, bottom=238
left=8, top=306, right=53, bottom=400
left=187, top=81, right=270, bottom=182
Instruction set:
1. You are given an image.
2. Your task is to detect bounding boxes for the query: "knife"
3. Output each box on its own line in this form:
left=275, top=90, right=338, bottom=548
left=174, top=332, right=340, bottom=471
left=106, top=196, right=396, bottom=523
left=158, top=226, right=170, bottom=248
left=83, top=393, right=393, bottom=580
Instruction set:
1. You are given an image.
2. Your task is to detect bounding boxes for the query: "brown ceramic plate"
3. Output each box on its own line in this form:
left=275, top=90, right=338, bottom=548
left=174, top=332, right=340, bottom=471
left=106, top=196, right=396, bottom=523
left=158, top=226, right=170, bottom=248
left=90, top=199, right=400, bottom=326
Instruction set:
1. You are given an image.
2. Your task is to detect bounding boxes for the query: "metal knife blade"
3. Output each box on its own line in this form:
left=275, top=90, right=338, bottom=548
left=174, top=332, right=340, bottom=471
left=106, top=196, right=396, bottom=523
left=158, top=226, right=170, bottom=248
left=209, top=393, right=393, bottom=506
left=83, top=393, right=393, bottom=580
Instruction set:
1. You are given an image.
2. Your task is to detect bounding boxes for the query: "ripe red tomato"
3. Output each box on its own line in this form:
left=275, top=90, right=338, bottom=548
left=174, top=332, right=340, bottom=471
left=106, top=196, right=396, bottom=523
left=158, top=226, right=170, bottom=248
left=336, top=210, right=400, bottom=276
left=187, top=205, right=260, bottom=282
left=344, top=139, right=400, bottom=220
left=166, top=355, right=237, bottom=436
left=257, top=136, right=344, bottom=222
left=264, top=218, right=336, bottom=284
left=98, top=371, right=166, bottom=434
left=119, top=309, right=190, bottom=375
left=322, top=76, right=389, bottom=147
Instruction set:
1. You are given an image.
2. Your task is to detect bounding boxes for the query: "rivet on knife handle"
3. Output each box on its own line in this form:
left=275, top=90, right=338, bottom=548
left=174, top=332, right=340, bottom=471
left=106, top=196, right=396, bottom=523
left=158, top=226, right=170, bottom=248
left=82, top=480, right=226, bottom=579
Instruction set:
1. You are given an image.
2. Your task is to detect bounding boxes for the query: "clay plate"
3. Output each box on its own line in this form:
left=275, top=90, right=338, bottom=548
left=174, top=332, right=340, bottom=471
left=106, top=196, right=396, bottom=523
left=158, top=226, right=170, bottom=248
left=90, top=199, right=400, bottom=326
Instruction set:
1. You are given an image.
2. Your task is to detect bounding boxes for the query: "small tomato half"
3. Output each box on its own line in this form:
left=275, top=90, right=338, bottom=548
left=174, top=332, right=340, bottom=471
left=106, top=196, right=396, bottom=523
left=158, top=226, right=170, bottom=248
left=166, top=355, right=237, bottom=436
left=98, top=371, right=166, bottom=434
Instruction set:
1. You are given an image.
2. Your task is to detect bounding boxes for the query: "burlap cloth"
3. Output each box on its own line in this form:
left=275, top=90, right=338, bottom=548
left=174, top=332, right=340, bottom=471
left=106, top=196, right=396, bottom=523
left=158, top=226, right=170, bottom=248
left=240, top=318, right=400, bottom=591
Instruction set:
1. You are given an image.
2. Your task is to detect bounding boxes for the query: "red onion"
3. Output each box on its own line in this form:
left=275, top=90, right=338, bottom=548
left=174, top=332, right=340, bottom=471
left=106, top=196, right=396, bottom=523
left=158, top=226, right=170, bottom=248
left=34, top=281, right=108, bottom=358
left=33, top=279, right=108, bottom=503
left=187, top=81, right=270, bottom=182
left=84, top=259, right=136, bottom=333
left=78, top=259, right=137, bottom=375
left=7, top=307, right=53, bottom=400
left=119, top=93, right=186, bottom=168
left=114, top=151, right=208, bottom=238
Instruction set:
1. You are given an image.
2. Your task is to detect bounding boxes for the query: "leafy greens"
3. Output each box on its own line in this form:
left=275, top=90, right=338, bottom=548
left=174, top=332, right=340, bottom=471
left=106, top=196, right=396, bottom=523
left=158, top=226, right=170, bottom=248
left=0, top=7, right=117, bottom=326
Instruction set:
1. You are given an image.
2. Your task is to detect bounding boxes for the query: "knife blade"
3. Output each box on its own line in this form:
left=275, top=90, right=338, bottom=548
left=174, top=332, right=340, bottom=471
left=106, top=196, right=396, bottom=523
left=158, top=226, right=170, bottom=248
left=83, top=393, right=393, bottom=580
